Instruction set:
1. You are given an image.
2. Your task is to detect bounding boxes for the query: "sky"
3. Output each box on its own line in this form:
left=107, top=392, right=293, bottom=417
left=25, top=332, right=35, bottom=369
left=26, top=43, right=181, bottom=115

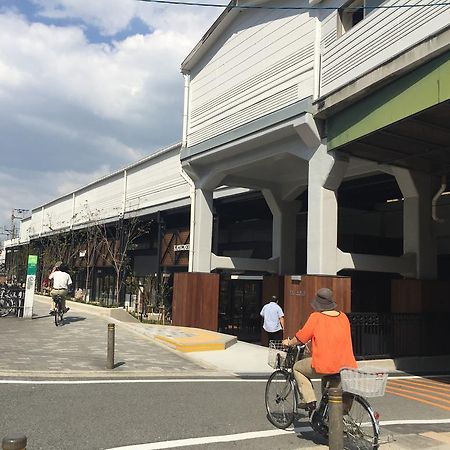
left=0, top=0, right=223, bottom=240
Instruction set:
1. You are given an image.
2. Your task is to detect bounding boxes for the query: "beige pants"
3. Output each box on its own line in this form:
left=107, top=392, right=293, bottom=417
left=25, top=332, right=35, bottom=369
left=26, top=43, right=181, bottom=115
left=50, top=289, right=67, bottom=311
left=293, top=357, right=342, bottom=404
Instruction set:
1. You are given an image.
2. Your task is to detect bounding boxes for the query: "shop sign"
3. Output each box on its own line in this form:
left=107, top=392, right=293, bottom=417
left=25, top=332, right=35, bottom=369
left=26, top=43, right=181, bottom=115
left=173, top=244, right=190, bottom=252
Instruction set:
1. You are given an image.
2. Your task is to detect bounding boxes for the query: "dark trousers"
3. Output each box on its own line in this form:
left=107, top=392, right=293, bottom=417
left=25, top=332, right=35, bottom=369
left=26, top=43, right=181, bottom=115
left=261, top=329, right=283, bottom=347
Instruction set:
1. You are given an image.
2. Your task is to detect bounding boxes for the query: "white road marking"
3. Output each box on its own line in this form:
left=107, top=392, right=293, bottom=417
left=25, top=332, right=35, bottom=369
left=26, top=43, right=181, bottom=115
left=105, top=419, right=450, bottom=450
left=0, top=373, right=447, bottom=385
left=105, top=428, right=311, bottom=450
left=0, top=378, right=267, bottom=385
left=380, top=419, right=450, bottom=426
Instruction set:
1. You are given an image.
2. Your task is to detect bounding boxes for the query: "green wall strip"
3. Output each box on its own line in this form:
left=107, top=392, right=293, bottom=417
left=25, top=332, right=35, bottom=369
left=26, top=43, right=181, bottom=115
left=327, top=51, right=450, bottom=150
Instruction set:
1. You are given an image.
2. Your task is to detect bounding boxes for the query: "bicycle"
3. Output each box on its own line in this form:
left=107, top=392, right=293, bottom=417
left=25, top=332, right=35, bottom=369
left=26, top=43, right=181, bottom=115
left=0, top=294, right=14, bottom=317
left=53, top=294, right=65, bottom=326
left=265, top=341, right=384, bottom=450
left=0, top=288, right=20, bottom=317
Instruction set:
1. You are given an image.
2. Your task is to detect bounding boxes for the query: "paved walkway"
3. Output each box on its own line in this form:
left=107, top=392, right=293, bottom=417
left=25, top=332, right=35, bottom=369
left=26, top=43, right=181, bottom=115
left=2, top=295, right=449, bottom=379
left=0, top=297, right=218, bottom=378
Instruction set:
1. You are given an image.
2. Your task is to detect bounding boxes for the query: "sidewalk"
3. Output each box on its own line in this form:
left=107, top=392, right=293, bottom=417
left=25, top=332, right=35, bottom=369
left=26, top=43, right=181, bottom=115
left=48, top=295, right=450, bottom=378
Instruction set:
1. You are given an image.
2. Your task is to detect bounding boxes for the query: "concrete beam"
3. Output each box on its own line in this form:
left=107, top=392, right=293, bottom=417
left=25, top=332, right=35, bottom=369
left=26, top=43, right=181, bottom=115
left=337, top=250, right=416, bottom=277
left=210, top=254, right=279, bottom=273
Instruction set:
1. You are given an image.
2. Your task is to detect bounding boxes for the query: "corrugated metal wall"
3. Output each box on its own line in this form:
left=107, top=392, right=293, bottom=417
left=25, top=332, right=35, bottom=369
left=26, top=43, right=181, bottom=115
left=321, top=0, right=450, bottom=95
left=187, top=1, right=317, bottom=147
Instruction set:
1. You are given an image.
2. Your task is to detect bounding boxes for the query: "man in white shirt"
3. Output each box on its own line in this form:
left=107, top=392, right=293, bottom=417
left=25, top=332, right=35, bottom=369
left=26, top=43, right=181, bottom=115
left=260, top=295, right=284, bottom=346
left=49, top=263, right=72, bottom=315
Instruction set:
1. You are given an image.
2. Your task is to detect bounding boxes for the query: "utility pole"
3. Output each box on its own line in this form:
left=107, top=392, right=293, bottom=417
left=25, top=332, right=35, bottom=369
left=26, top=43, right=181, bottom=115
left=9, top=209, right=29, bottom=240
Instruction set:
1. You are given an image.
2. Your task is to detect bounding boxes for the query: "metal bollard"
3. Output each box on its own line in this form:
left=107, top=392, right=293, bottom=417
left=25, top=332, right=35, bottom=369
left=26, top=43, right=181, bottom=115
left=328, top=387, right=343, bottom=450
left=2, top=435, right=27, bottom=450
left=106, top=323, right=115, bottom=370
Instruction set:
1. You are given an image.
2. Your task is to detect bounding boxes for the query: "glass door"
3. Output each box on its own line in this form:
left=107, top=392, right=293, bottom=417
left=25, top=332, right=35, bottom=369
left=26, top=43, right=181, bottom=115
left=219, top=278, right=262, bottom=342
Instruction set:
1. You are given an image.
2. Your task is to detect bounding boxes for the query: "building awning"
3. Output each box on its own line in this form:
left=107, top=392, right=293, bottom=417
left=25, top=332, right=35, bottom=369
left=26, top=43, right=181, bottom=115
left=327, top=51, right=450, bottom=174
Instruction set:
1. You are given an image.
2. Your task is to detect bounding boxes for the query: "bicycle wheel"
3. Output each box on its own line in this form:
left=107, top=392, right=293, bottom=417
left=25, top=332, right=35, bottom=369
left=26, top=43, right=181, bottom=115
left=54, top=303, right=63, bottom=326
left=343, top=394, right=380, bottom=450
left=265, top=370, right=296, bottom=429
left=0, top=297, right=13, bottom=317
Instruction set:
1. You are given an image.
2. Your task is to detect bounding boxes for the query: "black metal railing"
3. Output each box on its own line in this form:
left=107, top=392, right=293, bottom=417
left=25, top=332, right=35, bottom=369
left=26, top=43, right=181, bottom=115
left=348, top=312, right=450, bottom=359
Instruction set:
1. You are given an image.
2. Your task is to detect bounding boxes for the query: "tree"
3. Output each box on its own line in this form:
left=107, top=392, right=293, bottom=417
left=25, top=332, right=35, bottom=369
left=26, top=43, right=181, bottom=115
left=97, top=215, right=153, bottom=306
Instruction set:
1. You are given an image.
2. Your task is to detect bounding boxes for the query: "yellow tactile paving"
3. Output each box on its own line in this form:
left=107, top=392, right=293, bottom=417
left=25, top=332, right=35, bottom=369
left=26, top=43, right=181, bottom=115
left=154, top=328, right=234, bottom=352
left=386, top=376, right=450, bottom=412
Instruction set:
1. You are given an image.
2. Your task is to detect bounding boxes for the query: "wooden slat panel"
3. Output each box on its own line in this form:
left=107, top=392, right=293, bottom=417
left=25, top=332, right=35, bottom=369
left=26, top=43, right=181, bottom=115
left=283, top=275, right=351, bottom=339
left=391, top=279, right=450, bottom=313
left=172, top=273, right=220, bottom=331
left=160, top=229, right=190, bottom=267
left=262, top=275, right=285, bottom=308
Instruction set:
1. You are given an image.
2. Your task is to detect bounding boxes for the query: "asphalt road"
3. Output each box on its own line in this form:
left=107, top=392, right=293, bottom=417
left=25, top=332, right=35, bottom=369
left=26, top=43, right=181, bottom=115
left=1, top=377, right=450, bottom=450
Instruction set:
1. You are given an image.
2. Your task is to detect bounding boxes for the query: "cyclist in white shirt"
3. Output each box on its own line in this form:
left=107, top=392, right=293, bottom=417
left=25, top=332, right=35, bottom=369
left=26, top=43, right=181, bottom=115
left=48, top=263, right=72, bottom=315
left=260, top=295, right=284, bottom=346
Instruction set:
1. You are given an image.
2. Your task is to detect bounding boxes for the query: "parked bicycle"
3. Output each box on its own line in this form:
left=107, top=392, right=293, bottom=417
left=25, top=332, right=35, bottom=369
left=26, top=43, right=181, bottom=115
left=265, top=341, right=386, bottom=450
left=0, top=295, right=15, bottom=317
left=53, top=293, right=65, bottom=326
left=0, top=287, right=22, bottom=317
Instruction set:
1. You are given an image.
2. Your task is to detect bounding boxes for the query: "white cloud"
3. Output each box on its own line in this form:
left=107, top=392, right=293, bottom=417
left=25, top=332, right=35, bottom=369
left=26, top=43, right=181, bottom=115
left=0, top=1, right=223, bottom=230
left=32, top=0, right=138, bottom=36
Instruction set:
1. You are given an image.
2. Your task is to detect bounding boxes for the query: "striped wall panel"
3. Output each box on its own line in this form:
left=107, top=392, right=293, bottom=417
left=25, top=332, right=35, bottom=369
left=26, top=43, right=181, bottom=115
left=321, top=0, right=450, bottom=95
left=187, top=2, right=317, bottom=147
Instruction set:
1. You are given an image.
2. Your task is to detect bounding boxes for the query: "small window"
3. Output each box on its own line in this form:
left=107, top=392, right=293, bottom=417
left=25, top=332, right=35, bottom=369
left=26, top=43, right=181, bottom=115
left=338, top=0, right=383, bottom=35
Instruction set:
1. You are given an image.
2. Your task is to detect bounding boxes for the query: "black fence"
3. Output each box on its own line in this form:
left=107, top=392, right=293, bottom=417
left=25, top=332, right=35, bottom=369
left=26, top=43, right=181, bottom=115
left=348, top=312, right=450, bottom=359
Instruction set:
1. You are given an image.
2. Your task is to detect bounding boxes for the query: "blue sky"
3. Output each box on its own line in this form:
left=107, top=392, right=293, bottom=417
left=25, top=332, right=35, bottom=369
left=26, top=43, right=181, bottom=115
left=0, top=0, right=221, bottom=238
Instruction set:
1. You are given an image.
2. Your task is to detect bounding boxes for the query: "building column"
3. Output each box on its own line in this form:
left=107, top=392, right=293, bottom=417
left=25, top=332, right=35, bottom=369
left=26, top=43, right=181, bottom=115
left=393, top=168, right=437, bottom=279
left=190, top=188, right=213, bottom=272
left=307, top=144, right=348, bottom=275
left=263, top=190, right=301, bottom=274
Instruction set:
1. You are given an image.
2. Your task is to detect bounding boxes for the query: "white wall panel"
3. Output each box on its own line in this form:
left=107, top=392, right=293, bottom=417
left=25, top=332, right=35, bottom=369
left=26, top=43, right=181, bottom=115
left=73, top=174, right=124, bottom=224
left=125, top=149, right=189, bottom=211
left=321, top=0, right=450, bottom=95
left=29, top=208, right=43, bottom=237
left=187, top=0, right=317, bottom=147
left=25, top=146, right=189, bottom=237
left=19, top=218, right=31, bottom=243
left=40, top=196, right=74, bottom=234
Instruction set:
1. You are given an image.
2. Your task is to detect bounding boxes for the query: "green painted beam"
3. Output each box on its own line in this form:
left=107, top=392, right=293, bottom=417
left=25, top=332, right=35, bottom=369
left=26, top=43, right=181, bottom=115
left=327, top=51, right=450, bottom=150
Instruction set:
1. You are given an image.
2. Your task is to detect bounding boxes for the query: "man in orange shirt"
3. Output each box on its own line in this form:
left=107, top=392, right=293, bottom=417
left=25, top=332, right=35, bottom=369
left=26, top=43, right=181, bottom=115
left=282, top=287, right=357, bottom=411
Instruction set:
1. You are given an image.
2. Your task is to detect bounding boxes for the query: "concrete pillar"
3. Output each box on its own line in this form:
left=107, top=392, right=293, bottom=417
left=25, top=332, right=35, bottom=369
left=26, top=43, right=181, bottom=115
left=262, top=190, right=301, bottom=274
left=191, top=188, right=213, bottom=273
left=393, top=168, right=437, bottom=279
left=307, top=145, right=348, bottom=275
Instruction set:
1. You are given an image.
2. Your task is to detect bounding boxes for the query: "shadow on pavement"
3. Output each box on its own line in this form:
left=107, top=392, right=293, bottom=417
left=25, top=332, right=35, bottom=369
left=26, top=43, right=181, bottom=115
left=32, top=314, right=53, bottom=320
left=62, top=316, right=86, bottom=324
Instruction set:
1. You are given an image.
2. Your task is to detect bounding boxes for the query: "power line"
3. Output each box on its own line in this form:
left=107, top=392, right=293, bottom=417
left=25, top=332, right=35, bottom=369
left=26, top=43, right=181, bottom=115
left=137, top=0, right=450, bottom=10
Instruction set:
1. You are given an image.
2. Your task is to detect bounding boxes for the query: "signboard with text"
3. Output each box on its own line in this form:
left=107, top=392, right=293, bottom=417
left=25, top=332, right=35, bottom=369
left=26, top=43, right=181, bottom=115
left=23, top=254, right=38, bottom=318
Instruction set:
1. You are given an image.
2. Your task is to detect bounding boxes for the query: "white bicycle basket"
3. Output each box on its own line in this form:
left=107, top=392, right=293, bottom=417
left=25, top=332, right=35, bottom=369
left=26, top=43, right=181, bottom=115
left=268, top=340, right=287, bottom=369
left=340, top=367, right=388, bottom=397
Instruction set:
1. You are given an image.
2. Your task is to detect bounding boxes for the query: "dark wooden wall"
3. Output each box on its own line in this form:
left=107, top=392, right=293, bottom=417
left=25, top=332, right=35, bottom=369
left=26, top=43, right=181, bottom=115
left=391, top=279, right=450, bottom=313
left=172, top=272, right=220, bottom=330
left=262, top=275, right=285, bottom=308
left=283, top=275, right=351, bottom=339
left=161, top=229, right=190, bottom=267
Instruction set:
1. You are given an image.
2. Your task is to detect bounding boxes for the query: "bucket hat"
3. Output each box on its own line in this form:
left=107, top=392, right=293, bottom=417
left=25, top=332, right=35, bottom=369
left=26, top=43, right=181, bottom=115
left=311, top=288, right=337, bottom=311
